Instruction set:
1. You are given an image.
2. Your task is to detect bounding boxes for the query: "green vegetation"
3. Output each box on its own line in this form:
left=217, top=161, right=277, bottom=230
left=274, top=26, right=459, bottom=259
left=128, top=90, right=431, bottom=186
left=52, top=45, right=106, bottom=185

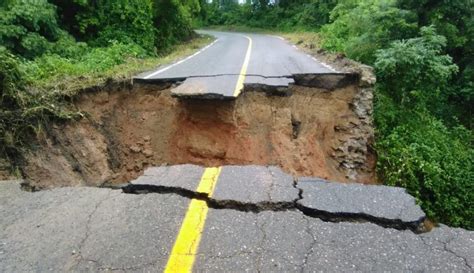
left=0, top=0, right=210, bottom=168
left=0, top=46, right=78, bottom=165
left=200, top=0, right=337, bottom=31
left=201, top=0, right=473, bottom=229
left=1, top=0, right=472, bottom=229
left=374, top=27, right=472, bottom=228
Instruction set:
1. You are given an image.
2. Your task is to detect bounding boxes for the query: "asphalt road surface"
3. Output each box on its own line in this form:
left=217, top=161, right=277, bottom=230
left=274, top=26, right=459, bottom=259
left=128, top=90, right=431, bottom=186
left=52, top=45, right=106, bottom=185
left=135, top=30, right=337, bottom=98
left=1, top=165, right=473, bottom=272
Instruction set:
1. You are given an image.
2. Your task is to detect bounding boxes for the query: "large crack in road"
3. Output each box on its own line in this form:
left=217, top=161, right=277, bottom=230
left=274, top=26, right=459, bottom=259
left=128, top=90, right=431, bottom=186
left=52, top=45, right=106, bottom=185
left=120, top=164, right=426, bottom=233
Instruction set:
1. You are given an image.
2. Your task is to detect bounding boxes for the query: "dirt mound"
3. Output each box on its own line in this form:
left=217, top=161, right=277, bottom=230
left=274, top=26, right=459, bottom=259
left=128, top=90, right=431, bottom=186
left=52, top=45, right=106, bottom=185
left=22, top=72, right=375, bottom=190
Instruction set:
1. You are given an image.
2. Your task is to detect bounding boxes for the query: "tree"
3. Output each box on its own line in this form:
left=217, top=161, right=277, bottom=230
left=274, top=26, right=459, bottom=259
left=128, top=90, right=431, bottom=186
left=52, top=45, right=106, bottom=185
left=0, top=0, right=62, bottom=58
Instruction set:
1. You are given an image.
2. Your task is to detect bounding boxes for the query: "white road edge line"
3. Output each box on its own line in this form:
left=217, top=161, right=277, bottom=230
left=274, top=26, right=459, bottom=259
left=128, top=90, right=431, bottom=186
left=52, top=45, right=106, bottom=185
left=311, top=56, right=337, bottom=72
left=269, top=35, right=285, bottom=41
left=143, top=39, right=219, bottom=79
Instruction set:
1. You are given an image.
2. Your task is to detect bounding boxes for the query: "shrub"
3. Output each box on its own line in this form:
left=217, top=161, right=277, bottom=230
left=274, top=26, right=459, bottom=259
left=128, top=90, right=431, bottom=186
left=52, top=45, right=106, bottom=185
left=0, top=47, right=25, bottom=110
left=374, top=26, right=473, bottom=229
left=375, top=26, right=458, bottom=110
left=0, top=47, right=76, bottom=162
left=377, top=112, right=473, bottom=229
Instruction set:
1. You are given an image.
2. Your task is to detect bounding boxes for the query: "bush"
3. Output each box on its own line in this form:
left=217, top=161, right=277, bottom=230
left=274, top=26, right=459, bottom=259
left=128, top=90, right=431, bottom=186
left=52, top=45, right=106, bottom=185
left=47, top=30, right=88, bottom=58
left=374, top=26, right=473, bottom=229
left=375, top=26, right=458, bottom=111
left=377, top=113, right=473, bottom=229
left=0, top=47, right=76, bottom=161
left=52, top=0, right=199, bottom=52
left=0, top=47, right=25, bottom=110
left=84, top=0, right=155, bottom=51
left=320, top=0, right=417, bottom=63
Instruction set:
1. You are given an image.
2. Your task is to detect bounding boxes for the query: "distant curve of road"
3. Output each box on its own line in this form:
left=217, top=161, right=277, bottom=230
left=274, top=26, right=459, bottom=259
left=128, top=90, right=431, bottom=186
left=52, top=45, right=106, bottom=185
left=136, top=30, right=337, bottom=98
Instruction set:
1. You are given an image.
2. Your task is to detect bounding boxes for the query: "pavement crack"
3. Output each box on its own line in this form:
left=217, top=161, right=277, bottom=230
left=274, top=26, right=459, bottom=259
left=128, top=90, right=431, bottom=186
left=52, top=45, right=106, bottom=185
left=296, top=202, right=425, bottom=233
left=299, top=216, right=317, bottom=273
left=442, top=234, right=472, bottom=270
left=207, top=199, right=295, bottom=213
left=294, top=179, right=303, bottom=202
left=120, top=182, right=295, bottom=213
left=419, top=233, right=472, bottom=270
left=255, top=217, right=268, bottom=273
left=294, top=183, right=425, bottom=233
left=148, top=74, right=294, bottom=81
left=120, top=183, right=424, bottom=232
left=69, top=191, right=113, bottom=270
left=122, top=183, right=208, bottom=200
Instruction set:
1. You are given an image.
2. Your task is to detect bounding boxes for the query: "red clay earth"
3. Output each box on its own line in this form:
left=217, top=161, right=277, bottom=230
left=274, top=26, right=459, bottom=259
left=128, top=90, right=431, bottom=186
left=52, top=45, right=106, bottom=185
left=22, top=71, right=376, bottom=190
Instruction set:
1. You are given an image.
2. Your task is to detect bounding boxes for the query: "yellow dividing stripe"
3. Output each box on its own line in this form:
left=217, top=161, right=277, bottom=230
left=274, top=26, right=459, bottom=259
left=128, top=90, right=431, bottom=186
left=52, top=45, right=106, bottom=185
left=233, top=35, right=253, bottom=97
left=164, top=167, right=222, bottom=273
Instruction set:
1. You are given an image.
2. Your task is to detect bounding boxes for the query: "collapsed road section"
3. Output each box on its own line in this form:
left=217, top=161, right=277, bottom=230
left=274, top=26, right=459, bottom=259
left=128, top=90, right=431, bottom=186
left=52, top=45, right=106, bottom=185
left=19, top=30, right=376, bottom=190
left=21, top=72, right=375, bottom=190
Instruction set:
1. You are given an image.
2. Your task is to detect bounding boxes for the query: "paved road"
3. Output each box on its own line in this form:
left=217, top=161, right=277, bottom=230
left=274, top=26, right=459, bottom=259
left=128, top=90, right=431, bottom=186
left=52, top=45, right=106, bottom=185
left=135, top=30, right=336, bottom=98
left=2, top=165, right=473, bottom=272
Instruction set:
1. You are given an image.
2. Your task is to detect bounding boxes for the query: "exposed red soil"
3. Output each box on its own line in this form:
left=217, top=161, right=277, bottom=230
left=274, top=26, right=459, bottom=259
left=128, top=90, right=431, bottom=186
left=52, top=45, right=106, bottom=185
left=22, top=79, right=376, bottom=189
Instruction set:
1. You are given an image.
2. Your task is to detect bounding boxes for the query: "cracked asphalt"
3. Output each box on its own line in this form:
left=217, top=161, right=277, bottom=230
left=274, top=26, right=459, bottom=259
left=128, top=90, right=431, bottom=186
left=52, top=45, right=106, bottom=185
left=135, top=30, right=335, bottom=98
left=1, top=165, right=473, bottom=272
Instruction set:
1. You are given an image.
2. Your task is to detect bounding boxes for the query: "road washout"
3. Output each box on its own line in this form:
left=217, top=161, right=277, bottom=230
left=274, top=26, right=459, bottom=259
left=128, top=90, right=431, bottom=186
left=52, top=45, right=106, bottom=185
left=20, top=66, right=376, bottom=190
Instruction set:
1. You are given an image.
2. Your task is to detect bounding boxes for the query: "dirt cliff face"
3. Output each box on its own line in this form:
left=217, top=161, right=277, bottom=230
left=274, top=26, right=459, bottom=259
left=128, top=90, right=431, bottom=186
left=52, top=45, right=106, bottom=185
left=22, top=71, right=376, bottom=190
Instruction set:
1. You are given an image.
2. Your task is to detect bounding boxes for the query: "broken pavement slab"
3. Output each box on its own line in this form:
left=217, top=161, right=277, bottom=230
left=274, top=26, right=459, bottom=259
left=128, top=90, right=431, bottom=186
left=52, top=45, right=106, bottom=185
left=124, top=165, right=299, bottom=208
left=296, top=177, right=426, bottom=230
left=125, top=165, right=428, bottom=227
left=124, top=164, right=205, bottom=196
left=210, top=165, right=299, bottom=209
left=125, top=164, right=425, bottom=231
left=171, top=75, right=239, bottom=99
left=171, top=75, right=295, bottom=99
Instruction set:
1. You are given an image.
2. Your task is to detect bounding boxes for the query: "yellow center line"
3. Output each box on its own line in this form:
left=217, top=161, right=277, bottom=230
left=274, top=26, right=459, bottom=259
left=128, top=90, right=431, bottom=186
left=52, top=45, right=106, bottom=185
left=164, top=167, right=222, bottom=273
left=233, top=35, right=253, bottom=97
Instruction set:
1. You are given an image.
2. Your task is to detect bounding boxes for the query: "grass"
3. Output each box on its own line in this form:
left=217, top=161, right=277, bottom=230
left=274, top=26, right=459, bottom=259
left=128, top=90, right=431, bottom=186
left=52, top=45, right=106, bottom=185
left=280, top=32, right=322, bottom=49
left=23, top=35, right=215, bottom=96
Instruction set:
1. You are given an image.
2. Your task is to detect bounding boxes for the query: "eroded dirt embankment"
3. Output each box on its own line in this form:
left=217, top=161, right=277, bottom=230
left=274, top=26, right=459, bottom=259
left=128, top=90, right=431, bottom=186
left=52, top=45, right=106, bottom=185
left=21, top=72, right=375, bottom=190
